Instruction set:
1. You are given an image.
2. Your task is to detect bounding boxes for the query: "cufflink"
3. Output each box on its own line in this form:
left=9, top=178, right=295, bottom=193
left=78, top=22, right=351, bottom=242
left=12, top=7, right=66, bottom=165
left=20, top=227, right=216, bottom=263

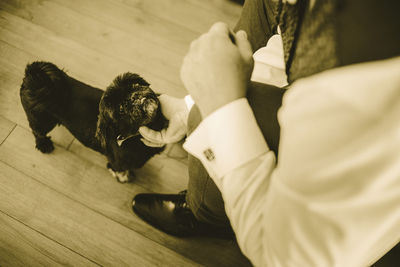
left=203, top=148, right=215, bottom=161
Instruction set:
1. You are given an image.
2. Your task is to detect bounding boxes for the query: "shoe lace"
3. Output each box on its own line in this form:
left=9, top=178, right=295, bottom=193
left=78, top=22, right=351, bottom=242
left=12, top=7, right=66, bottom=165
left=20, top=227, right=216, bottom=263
left=175, top=190, right=189, bottom=211
left=174, top=190, right=198, bottom=229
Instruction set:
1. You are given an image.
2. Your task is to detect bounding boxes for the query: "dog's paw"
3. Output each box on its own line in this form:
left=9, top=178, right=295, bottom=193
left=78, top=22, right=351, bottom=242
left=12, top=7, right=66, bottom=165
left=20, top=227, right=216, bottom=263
left=107, top=164, right=131, bottom=183
left=116, top=171, right=130, bottom=183
left=35, top=137, right=54, bottom=153
left=114, top=170, right=130, bottom=183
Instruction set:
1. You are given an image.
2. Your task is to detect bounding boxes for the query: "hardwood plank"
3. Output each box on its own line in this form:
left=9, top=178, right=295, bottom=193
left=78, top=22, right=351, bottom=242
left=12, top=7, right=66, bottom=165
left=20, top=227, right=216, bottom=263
left=0, top=1, right=252, bottom=265
left=68, top=137, right=188, bottom=193
left=0, top=115, right=16, bottom=145
left=189, top=0, right=242, bottom=20
left=1, top=0, right=185, bottom=94
left=53, top=0, right=196, bottom=54
left=68, top=138, right=108, bottom=168
left=0, top=126, right=251, bottom=266
left=0, top=52, right=29, bottom=128
left=0, top=10, right=184, bottom=96
left=0, top=161, right=197, bottom=266
left=0, top=211, right=98, bottom=267
left=133, top=154, right=188, bottom=193
left=113, top=0, right=242, bottom=34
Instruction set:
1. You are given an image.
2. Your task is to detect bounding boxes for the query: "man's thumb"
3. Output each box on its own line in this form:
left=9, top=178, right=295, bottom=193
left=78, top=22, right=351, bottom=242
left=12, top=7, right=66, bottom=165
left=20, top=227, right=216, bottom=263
left=139, top=126, right=164, bottom=143
left=235, top=30, right=253, bottom=62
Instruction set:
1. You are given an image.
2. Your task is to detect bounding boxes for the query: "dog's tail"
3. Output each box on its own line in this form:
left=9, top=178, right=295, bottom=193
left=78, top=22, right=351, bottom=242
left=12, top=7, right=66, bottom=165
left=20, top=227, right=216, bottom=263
left=20, top=61, right=69, bottom=111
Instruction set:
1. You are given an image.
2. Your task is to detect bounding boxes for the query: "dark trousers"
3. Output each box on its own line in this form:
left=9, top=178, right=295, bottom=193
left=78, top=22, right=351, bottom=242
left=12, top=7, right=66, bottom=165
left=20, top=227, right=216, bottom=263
left=185, top=82, right=285, bottom=227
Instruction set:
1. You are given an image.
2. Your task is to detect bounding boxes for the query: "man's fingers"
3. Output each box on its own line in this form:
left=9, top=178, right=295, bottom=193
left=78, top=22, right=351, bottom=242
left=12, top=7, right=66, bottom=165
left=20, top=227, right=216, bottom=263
left=209, top=24, right=252, bottom=55
left=209, top=22, right=230, bottom=35
left=158, top=94, right=187, bottom=119
left=235, top=30, right=253, bottom=61
left=209, top=22, right=238, bottom=45
left=235, top=30, right=247, bottom=41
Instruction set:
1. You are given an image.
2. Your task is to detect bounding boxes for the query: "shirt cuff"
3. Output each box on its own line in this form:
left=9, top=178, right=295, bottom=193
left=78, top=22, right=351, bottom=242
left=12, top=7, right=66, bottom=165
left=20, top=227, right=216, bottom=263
left=184, top=95, right=195, bottom=111
left=183, top=98, right=269, bottom=179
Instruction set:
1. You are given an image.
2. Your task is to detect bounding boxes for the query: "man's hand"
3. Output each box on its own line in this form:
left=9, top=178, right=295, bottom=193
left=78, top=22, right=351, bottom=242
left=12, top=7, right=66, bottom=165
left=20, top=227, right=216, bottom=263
left=180, top=22, right=253, bottom=117
left=139, top=94, right=188, bottom=147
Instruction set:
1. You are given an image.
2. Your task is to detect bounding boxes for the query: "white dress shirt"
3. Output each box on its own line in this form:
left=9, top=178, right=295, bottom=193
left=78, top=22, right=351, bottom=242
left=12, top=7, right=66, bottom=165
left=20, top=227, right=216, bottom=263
left=183, top=57, right=400, bottom=266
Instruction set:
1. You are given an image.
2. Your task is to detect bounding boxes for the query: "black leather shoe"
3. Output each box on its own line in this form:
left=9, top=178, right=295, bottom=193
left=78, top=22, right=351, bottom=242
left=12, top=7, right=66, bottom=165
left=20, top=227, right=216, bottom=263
left=132, top=191, right=234, bottom=238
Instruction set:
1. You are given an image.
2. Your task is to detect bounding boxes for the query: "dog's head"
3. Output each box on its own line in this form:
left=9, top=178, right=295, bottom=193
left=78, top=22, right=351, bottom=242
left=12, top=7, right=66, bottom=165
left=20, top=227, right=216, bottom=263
left=95, top=73, right=160, bottom=149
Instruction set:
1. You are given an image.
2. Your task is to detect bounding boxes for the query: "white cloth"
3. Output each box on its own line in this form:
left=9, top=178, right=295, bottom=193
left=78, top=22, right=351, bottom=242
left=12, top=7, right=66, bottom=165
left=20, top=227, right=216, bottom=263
left=251, top=33, right=288, bottom=87
left=183, top=57, right=400, bottom=267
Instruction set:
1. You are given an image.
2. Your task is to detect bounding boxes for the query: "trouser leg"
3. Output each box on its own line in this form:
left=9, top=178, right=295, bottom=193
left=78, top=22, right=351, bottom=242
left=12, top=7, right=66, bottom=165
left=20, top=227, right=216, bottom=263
left=185, top=105, right=231, bottom=226
left=186, top=82, right=285, bottom=227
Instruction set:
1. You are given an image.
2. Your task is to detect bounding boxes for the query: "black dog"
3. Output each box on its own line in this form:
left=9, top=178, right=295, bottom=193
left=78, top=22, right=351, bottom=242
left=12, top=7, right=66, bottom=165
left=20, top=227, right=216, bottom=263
left=20, top=61, right=167, bottom=182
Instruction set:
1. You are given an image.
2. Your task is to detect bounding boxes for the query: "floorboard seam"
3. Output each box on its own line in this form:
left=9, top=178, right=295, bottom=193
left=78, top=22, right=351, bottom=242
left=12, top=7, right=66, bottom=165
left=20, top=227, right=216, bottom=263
left=0, top=159, right=197, bottom=265
left=0, top=123, right=17, bottom=147
left=0, top=209, right=102, bottom=266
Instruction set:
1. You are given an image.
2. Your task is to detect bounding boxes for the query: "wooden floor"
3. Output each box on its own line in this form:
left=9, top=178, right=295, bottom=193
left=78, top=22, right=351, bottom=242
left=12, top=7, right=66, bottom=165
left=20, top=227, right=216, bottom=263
left=0, top=0, right=252, bottom=266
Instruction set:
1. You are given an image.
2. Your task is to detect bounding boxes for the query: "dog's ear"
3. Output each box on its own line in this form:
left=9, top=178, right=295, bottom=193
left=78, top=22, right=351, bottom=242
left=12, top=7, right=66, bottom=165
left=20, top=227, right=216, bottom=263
left=95, top=96, right=115, bottom=150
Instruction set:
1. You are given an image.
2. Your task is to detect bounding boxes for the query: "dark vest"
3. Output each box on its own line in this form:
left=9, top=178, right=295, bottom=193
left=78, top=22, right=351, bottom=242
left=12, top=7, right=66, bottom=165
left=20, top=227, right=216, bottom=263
left=235, top=0, right=400, bottom=83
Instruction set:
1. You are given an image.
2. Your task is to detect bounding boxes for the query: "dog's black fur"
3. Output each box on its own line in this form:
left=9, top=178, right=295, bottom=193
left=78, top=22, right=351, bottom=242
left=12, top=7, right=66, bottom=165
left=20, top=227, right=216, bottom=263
left=20, top=61, right=166, bottom=182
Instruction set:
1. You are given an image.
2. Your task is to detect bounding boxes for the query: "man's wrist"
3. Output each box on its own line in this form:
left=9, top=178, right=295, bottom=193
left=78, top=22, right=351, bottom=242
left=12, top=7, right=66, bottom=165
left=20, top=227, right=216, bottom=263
left=184, top=98, right=269, bottom=178
left=198, top=96, right=245, bottom=117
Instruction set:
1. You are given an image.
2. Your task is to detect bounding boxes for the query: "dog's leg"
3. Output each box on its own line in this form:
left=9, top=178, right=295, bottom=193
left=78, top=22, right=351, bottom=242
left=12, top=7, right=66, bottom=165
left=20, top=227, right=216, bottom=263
left=26, top=111, right=59, bottom=153
left=34, top=133, right=54, bottom=153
